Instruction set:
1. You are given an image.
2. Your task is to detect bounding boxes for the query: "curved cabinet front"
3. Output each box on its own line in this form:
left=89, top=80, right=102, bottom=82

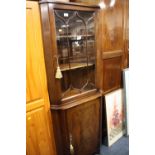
left=51, top=97, right=102, bottom=155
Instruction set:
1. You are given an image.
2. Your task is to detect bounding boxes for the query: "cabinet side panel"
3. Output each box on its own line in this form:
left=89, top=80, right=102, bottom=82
left=40, top=3, right=62, bottom=104
left=95, top=10, right=103, bottom=90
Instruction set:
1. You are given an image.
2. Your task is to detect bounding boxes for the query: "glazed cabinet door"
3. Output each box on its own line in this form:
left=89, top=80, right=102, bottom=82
left=54, top=10, right=96, bottom=99
left=26, top=1, right=56, bottom=155
left=39, top=3, right=101, bottom=105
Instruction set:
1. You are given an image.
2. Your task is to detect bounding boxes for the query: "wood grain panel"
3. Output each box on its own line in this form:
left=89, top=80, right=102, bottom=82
left=51, top=92, right=101, bottom=110
left=99, top=0, right=126, bottom=94
left=95, top=10, right=103, bottom=90
left=123, top=0, right=129, bottom=68
left=26, top=99, right=44, bottom=112
left=102, top=50, right=123, bottom=59
left=101, top=0, right=124, bottom=52
left=26, top=107, right=52, bottom=155
left=66, top=99, right=101, bottom=155
left=103, top=56, right=122, bottom=93
left=40, top=3, right=62, bottom=105
left=26, top=7, right=42, bottom=102
left=48, top=3, right=98, bottom=11
left=40, top=0, right=100, bottom=9
left=26, top=1, right=56, bottom=155
left=51, top=97, right=102, bottom=155
left=70, top=0, right=100, bottom=5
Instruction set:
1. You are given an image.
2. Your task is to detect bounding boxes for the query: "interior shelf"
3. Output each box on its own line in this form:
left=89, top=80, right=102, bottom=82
left=60, top=62, right=94, bottom=71
left=57, top=34, right=94, bottom=39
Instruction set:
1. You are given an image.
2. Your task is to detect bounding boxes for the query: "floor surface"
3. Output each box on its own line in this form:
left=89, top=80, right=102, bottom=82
left=100, top=136, right=129, bottom=155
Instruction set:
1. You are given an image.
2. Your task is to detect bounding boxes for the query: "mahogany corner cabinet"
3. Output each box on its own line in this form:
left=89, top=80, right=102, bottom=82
left=39, top=1, right=102, bottom=155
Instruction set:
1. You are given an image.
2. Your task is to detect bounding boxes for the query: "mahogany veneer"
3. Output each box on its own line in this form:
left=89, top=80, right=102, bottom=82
left=39, top=1, right=102, bottom=155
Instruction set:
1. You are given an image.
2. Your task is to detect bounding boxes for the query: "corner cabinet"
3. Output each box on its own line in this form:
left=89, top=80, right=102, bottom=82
left=39, top=1, right=102, bottom=155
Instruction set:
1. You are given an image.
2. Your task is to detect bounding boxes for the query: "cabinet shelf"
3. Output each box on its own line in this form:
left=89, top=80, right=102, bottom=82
left=60, top=62, right=94, bottom=71
left=57, top=34, right=94, bottom=39
left=60, top=55, right=95, bottom=60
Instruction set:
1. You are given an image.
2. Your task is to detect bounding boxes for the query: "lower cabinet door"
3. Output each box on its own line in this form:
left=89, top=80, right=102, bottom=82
left=66, top=98, right=101, bottom=155
left=52, top=97, right=101, bottom=155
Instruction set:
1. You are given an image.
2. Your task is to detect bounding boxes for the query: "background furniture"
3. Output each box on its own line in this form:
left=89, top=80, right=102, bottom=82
left=26, top=1, right=56, bottom=155
left=98, top=0, right=129, bottom=143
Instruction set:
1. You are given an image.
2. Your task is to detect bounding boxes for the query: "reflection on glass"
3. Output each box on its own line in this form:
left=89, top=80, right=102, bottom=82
left=55, top=10, right=96, bottom=98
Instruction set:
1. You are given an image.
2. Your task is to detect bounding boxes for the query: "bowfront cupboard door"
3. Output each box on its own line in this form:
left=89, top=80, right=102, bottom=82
left=66, top=98, right=101, bottom=155
left=26, top=1, right=56, bottom=155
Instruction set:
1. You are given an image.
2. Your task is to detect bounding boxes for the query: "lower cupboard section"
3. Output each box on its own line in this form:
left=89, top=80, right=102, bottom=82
left=52, top=97, right=102, bottom=155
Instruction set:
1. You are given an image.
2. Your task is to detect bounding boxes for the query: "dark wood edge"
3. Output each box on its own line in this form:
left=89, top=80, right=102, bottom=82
left=101, top=96, right=108, bottom=142
left=45, top=3, right=98, bottom=11
left=40, top=3, right=63, bottom=104
left=102, top=50, right=123, bottom=59
left=99, top=96, right=103, bottom=152
left=27, top=0, right=39, bottom=1
left=51, top=92, right=102, bottom=110
left=50, top=111, right=64, bottom=155
left=39, top=0, right=100, bottom=9
left=102, top=86, right=122, bottom=95
left=61, top=89, right=97, bottom=104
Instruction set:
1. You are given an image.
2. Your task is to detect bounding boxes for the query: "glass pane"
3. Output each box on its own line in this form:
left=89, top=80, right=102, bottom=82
left=54, top=10, right=96, bottom=99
